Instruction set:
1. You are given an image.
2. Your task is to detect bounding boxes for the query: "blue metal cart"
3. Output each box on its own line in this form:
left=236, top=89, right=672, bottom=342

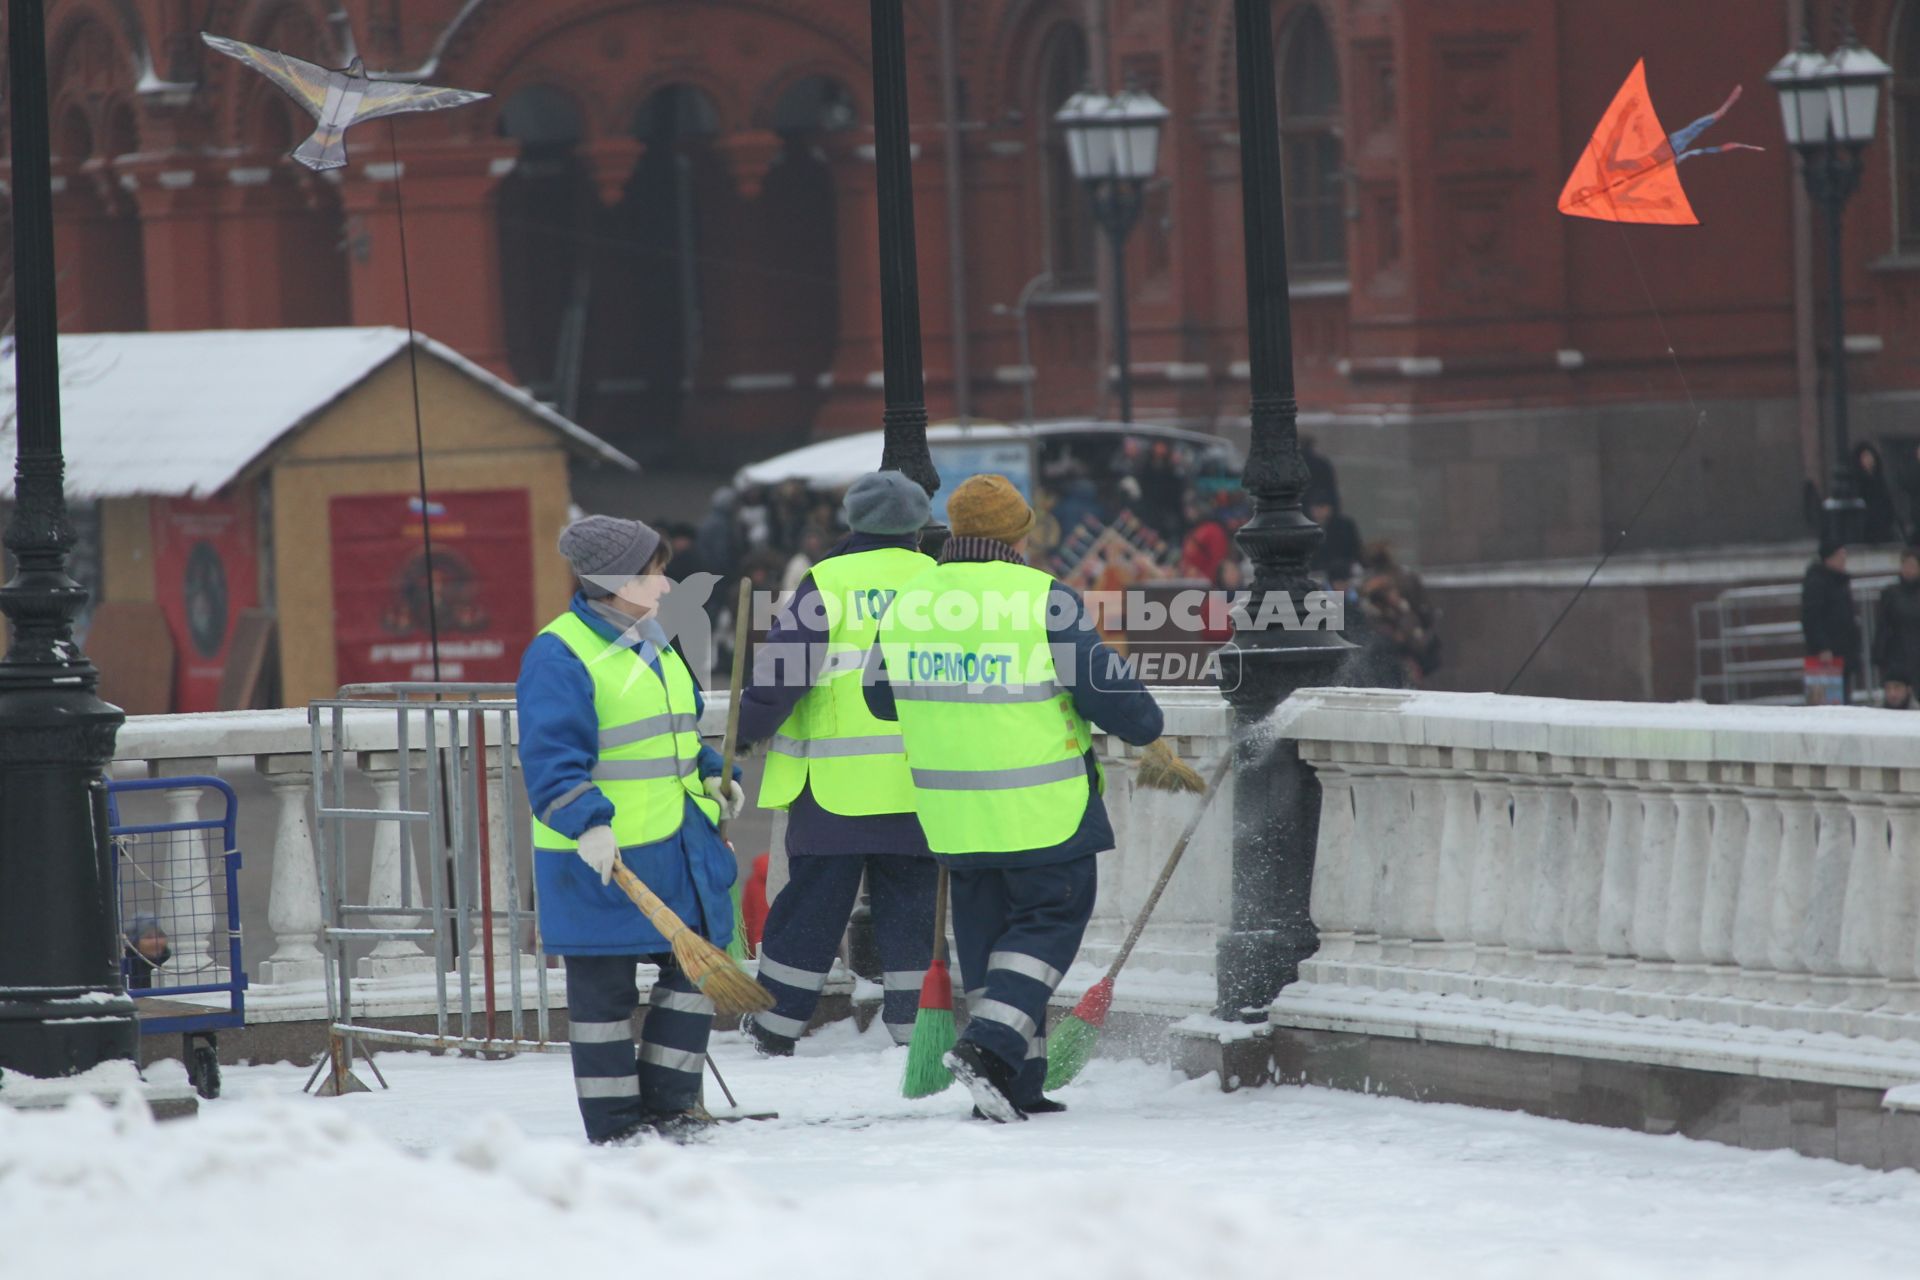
left=110, top=775, right=248, bottom=1099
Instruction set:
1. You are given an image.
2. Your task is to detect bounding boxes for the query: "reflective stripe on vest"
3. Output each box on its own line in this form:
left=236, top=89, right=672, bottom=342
left=758, top=545, right=934, bottom=817
left=878, top=559, right=1100, bottom=856
left=530, top=611, right=718, bottom=849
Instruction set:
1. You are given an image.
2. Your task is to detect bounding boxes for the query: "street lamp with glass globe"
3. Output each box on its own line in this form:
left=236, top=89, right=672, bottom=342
left=1054, top=85, right=1169, bottom=424
left=1769, top=23, right=1893, bottom=547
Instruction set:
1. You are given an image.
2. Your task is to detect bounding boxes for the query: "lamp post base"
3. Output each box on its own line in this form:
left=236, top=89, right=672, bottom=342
left=1212, top=634, right=1350, bottom=1021
left=0, top=683, right=135, bottom=1080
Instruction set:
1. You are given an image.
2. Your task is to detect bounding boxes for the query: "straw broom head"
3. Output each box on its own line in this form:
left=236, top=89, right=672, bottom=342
left=1135, top=737, right=1207, bottom=793
left=612, top=864, right=773, bottom=1017
left=900, top=958, right=957, bottom=1098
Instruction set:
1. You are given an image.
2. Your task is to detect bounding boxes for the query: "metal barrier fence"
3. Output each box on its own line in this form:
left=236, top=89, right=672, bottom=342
left=307, top=683, right=563, bottom=1095
left=1692, top=574, right=1894, bottom=705
left=111, top=775, right=247, bottom=1099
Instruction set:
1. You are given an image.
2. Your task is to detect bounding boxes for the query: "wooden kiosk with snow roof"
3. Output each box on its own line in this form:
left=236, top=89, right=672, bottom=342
left=0, top=327, right=637, bottom=713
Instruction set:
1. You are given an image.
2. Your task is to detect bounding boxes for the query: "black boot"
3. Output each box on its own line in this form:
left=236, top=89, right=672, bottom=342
left=642, top=1107, right=719, bottom=1145
left=945, top=1041, right=1026, bottom=1123
left=973, top=1096, right=1066, bottom=1120
left=742, top=1014, right=796, bottom=1059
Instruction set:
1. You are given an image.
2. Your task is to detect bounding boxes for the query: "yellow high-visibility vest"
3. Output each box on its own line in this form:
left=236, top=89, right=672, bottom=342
left=758, top=546, right=934, bottom=816
left=530, top=611, right=719, bottom=849
left=878, top=559, right=1100, bottom=855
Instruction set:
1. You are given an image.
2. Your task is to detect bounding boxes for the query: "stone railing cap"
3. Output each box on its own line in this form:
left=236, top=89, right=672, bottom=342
left=1279, top=687, right=1920, bottom=769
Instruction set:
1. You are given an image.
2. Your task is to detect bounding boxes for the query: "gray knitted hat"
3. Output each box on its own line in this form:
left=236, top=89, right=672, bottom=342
left=558, top=515, right=663, bottom=597
left=843, top=470, right=930, bottom=535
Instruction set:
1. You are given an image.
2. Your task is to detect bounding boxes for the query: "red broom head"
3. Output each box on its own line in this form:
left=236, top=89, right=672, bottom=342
left=1069, top=977, right=1114, bottom=1029
left=918, top=958, right=953, bottom=1012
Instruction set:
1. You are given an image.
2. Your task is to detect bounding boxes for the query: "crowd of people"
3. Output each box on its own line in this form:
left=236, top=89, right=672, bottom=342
left=658, top=434, right=1443, bottom=688
left=1796, top=436, right=1920, bottom=708
left=1300, top=439, right=1443, bottom=686
left=1802, top=537, right=1920, bottom=709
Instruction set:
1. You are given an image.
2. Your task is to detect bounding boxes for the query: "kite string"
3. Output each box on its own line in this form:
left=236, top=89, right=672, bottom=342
left=388, top=121, right=444, bottom=685
left=1501, top=205, right=1711, bottom=695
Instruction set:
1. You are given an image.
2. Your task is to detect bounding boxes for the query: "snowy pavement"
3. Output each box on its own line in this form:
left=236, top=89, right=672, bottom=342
left=7, top=1022, right=1920, bottom=1279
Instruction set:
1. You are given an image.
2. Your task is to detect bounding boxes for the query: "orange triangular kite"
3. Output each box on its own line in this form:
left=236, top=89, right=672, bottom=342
left=1559, top=59, right=1697, bottom=226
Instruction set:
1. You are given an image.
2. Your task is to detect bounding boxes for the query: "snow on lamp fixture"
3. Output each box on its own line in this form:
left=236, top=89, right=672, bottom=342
left=1766, top=44, right=1831, bottom=148
left=1825, top=37, right=1890, bottom=147
left=1055, top=86, right=1169, bottom=185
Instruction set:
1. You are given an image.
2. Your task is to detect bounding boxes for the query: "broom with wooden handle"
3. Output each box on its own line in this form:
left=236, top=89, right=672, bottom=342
left=716, top=577, right=753, bottom=843
left=612, top=861, right=772, bottom=1017
left=1045, top=750, right=1233, bottom=1089
left=900, top=865, right=957, bottom=1097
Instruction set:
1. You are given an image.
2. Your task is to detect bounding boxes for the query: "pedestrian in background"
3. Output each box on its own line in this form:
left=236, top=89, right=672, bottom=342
left=1801, top=536, right=1861, bottom=703
left=1873, top=544, right=1920, bottom=708
left=1851, top=443, right=1901, bottom=546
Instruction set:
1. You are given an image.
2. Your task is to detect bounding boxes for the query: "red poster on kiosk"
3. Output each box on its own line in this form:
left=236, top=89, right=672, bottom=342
left=150, top=495, right=260, bottom=712
left=329, top=489, right=534, bottom=686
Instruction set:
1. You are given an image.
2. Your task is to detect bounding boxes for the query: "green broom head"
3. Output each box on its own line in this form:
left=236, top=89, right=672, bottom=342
left=1044, top=977, right=1114, bottom=1091
left=901, top=958, right=957, bottom=1099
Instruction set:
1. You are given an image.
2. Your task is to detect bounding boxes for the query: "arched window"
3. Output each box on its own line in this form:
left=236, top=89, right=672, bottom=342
left=1897, top=1, right=1920, bottom=252
left=633, top=84, right=721, bottom=143
left=1277, top=5, right=1347, bottom=277
left=1037, top=22, right=1094, bottom=287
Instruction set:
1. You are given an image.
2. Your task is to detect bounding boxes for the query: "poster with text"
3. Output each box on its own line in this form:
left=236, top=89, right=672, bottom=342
left=329, top=489, right=534, bottom=687
left=151, top=494, right=260, bottom=713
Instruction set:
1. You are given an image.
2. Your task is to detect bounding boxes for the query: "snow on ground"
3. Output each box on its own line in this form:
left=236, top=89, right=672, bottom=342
left=6, top=1022, right=1920, bottom=1279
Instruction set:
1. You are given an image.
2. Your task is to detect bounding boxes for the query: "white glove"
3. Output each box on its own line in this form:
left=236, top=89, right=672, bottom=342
left=578, top=825, right=620, bottom=886
left=704, top=776, right=747, bottom=821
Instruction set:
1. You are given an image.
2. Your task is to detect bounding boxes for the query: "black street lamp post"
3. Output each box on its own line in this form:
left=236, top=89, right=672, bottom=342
left=869, top=0, right=941, bottom=510
left=1056, top=86, right=1168, bottom=424
left=0, top=0, right=137, bottom=1080
left=1212, top=0, right=1353, bottom=1019
left=1770, top=21, right=1891, bottom=548
left=852, top=0, right=942, bottom=980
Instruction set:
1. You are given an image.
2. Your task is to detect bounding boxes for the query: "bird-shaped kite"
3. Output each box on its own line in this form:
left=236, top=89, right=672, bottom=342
left=1558, top=59, right=1762, bottom=225
left=201, top=33, right=489, bottom=172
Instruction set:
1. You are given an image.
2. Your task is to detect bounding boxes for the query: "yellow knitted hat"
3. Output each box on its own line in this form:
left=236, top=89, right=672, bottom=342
left=946, top=474, right=1035, bottom=544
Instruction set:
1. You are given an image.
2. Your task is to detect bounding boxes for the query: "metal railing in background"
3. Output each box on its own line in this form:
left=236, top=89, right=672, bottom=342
left=307, top=683, right=561, bottom=1095
left=1693, top=575, right=1894, bottom=705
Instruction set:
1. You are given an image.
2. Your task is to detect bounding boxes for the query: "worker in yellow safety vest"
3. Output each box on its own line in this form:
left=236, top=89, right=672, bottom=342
left=736, top=471, right=939, bottom=1054
left=866, top=474, right=1165, bottom=1121
left=517, top=515, right=745, bottom=1145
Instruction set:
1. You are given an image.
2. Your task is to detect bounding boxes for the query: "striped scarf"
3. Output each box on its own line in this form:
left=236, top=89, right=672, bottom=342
left=938, top=535, right=1029, bottom=567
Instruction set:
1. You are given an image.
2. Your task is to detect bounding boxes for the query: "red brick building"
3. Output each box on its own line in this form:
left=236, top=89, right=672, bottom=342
left=13, top=0, right=1920, bottom=565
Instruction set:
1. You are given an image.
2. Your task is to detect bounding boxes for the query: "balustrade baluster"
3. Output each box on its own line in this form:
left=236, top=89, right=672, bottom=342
left=1836, top=771, right=1892, bottom=1018
left=1303, top=746, right=1357, bottom=974
left=255, top=753, right=325, bottom=986
left=1695, top=770, right=1749, bottom=1011
left=1430, top=758, right=1480, bottom=975
left=1729, top=769, right=1786, bottom=1020
left=1468, top=759, right=1515, bottom=978
left=1874, top=788, right=1920, bottom=1026
left=1765, top=787, right=1820, bottom=1016
left=1662, top=769, right=1715, bottom=1000
left=1562, top=770, right=1611, bottom=996
left=1523, top=765, right=1579, bottom=995
left=358, top=752, right=436, bottom=979
left=1800, top=784, right=1857, bottom=1026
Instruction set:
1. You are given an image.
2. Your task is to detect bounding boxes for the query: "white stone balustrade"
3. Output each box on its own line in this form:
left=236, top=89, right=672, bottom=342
left=1275, top=689, right=1920, bottom=1090
left=104, top=689, right=1243, bottom=1025
left=1072, top=690, right=1236, bottom=1011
